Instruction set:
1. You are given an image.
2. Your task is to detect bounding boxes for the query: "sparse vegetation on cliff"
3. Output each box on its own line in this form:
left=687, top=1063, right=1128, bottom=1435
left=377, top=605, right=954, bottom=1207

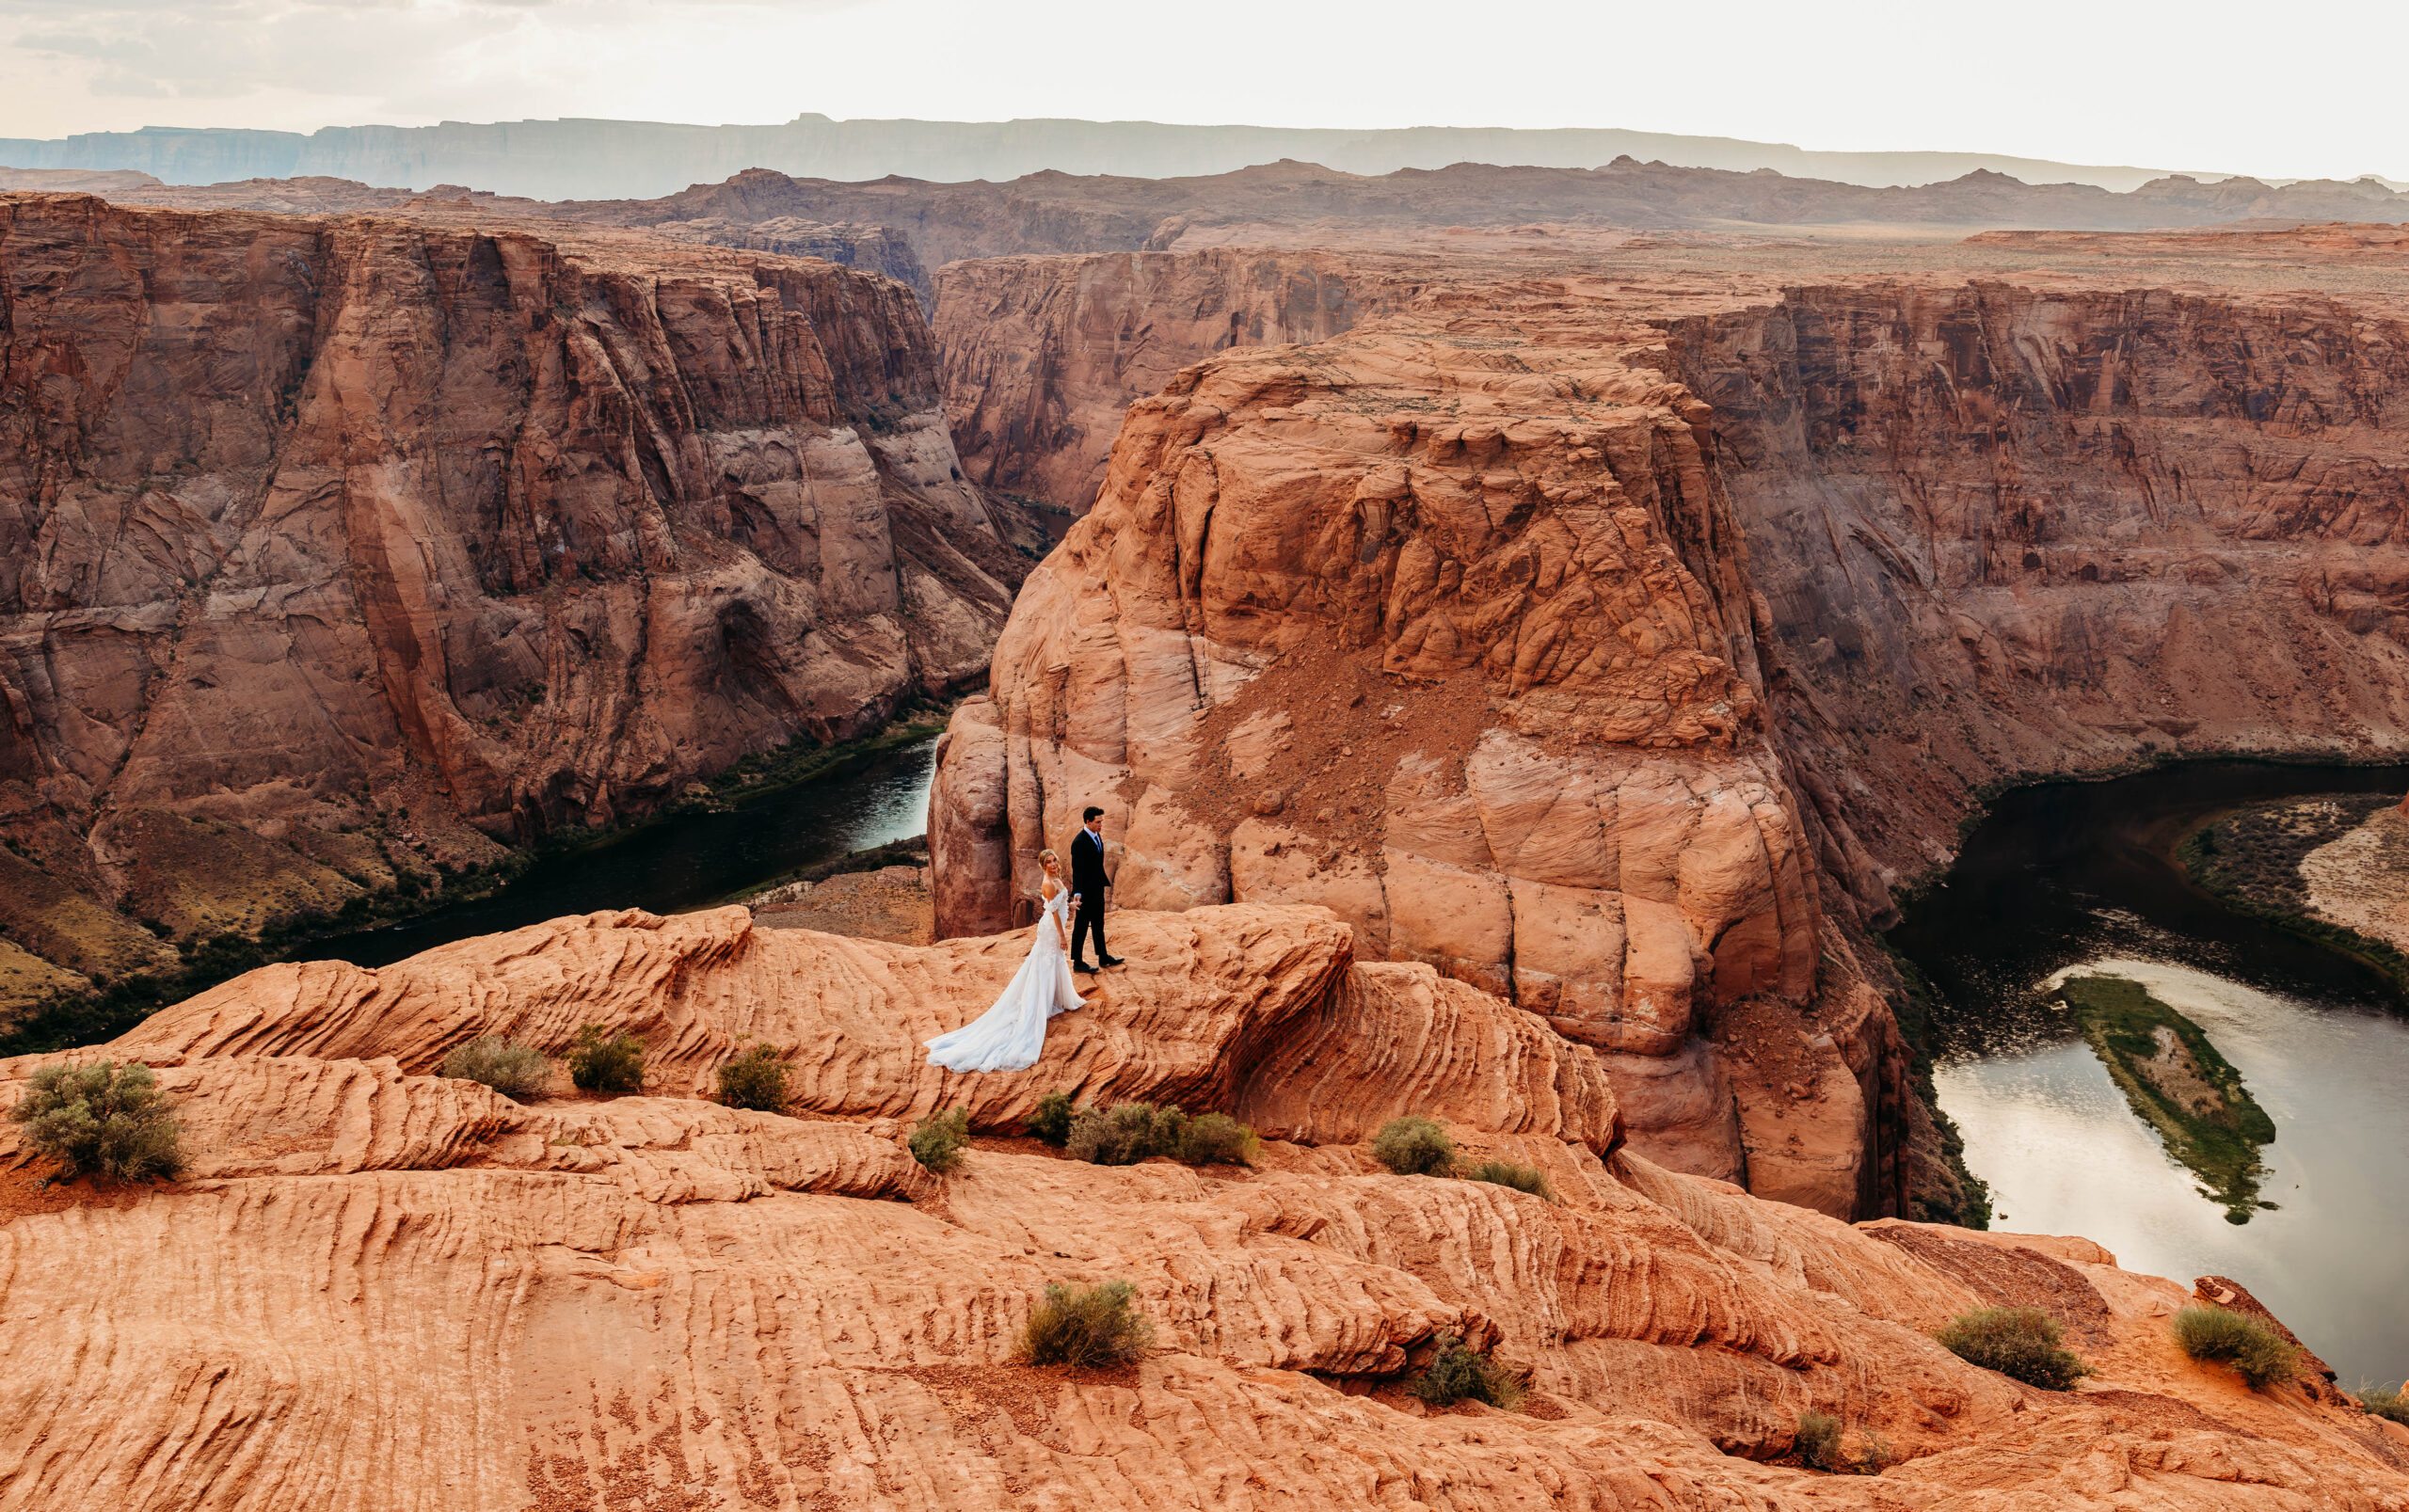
left=2360, top=1384, right=2409, bottom=1424
left=1411, top=1337, right=1526, bottom=1410
left=566, top=1025, right=646, bottom=1095
left=1174, top=1112, right=1259, bottom=1167
left=1066, top=1102, right=1183, bottom=1165
left=439, top=1037, right=551, bottom=1100
left=2059, top=975, right=2273, bottom=1222
left=2173, top=1305, right=2300, bottom=1391
left=1934, top=1306, right=2090, bottom=1391
left=1027, top=1090, right=1077, bottom=1146
left=11, top=1060, right=184, bottom=1183
left=909, top=1107, right=970, bottom=1173
left=1372, top=1116, right=1456, bottom=1176
left=713, top=1045, right=790, bottom=1112
left=2178, top=794, right=2409, bottom=998
left=1017, top=1281, right=1152, bottom=1368
left=1466, top=1159, right=1553, bottom=1200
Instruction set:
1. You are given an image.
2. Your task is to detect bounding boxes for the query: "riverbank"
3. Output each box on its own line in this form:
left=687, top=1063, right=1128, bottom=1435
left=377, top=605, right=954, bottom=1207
left=0, top=713, right=950, bottom=1056
left=2178, top=794, right=2409, bottom=1002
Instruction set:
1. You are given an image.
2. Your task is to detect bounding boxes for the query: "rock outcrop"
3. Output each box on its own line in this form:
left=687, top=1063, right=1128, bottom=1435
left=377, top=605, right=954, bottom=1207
left=927, top=300, right=1915, bottom=1214
left=0, top=194, right=1026, bottom=1006
left=1, top=903, right=2401, bottom=1510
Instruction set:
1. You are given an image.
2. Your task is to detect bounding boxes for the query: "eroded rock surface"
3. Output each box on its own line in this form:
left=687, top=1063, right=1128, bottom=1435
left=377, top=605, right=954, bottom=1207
left=1, top=904, right=2401, bottom=1510
left=0, top=193, right=1026, bottom=1002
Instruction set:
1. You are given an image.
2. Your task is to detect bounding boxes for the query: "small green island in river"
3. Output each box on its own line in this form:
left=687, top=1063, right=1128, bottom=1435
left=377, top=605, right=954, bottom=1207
left=2057, top=975, right=2276, bottom=1223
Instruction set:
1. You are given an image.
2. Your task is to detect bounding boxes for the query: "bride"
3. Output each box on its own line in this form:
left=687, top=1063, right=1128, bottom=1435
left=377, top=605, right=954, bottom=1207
left=924, top=847, right=1086, bottom=1073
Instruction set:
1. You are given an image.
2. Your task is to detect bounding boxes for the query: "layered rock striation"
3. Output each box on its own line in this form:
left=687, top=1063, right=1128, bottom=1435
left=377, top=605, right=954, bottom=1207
left=0, top=193, right=1024, bottom=1004
left=927, top=297, right=1912, bottom=1214
left=1, top=904, right=2400, bottom=1509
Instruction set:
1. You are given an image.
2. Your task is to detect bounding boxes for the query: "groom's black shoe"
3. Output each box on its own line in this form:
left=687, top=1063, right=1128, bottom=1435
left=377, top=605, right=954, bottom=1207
left=1071, top=959, right=1096, bottom=973
left=1098, top=955, right=1125, bottom=968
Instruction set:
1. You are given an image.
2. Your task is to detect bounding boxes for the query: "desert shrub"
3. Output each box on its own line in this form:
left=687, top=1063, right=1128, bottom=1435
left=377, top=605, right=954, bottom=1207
left=1466, top=1159, right=1553, bottom=1200
left=1371, top=1115, right=1455, bottom=1177
left=2171, top=1305, right=2300, bottom=1391
left=1793, top=1410, right=1844, bottom=1471
left=2360, top=1384, right=2409, bottom=1425
left=1934, top=1306, right=2090, bottom=1391
left=1027, top=1090, right=1077, bottom=1146
left=909, top=1106, right=970, bottom=1173
left=1410, top=1336, right=1525, bottom=1410
left=1174, top=1112, right=1259, bottom=1167
left=439, top=1036, right=551, bottom=1100
left=1017, top=1280, right=1153, bottom=1368
left=714, top=1044, right=790, bottom=1112
left=566, top=1024, right=646, bottom=1095
left=9, top=1060, right=183, bottom=1183
left=1066, top=1101, right=1186, bottom=1166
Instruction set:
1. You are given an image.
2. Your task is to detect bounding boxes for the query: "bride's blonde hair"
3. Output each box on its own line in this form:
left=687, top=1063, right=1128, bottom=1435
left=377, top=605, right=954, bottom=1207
left=1038, top=848, right=1060, bottom=868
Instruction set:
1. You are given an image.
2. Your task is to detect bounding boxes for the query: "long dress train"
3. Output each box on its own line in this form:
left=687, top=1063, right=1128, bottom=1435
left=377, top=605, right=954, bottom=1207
left=923, top=886, right=1085, bottom=1073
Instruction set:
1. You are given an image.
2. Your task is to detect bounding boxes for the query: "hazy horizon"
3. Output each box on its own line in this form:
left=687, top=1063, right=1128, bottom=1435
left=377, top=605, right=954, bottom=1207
left=0, top=0, right=2401, bottom=186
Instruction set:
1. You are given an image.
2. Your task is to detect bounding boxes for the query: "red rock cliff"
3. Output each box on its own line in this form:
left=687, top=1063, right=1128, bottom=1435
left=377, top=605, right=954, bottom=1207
left=0, top=194, right=1025, bottom=996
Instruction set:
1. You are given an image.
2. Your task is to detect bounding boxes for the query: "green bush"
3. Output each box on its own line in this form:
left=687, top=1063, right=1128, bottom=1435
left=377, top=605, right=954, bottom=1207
left=909, top=1106, right=970, bottom=1173
left=2360, top=1384, right=2409, bottom=1424
left=566, top=1024, right=646, bottom=1095
left=2172, top=1305, right=2300, bottom=1391
left=1466, top=1159, right=1552, bottom=1200
left=1934, top=1306, right=2090, bottom=1391
left=1027, top=1090, right=1077, bottom=1146
left=714, top=1044, right=790, bottom=1112
left=1793, top=1410, right=1844, bottom=1471
left=1066, top=1101, right=1186, bottom=1166
left=439, top=1036, right=551, bottom=1100
left=9, top=1060, right=183, bottom=1183
left=1174, top=1112, right=1259, bottom=1167
left=1017, top=1280, right=1153, bottom=1368
left=1409, top=1336, right=1524, bottom=1410
left=1372, top=1115, right=1455, bottom=1176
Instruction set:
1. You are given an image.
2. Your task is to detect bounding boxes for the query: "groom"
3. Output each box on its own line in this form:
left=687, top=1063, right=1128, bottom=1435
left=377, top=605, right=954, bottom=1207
left=1068, top=805, right=1122, bottom=972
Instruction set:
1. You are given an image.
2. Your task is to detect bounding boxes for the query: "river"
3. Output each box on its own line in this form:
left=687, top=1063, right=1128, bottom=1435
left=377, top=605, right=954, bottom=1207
left=1888, top=760, right=2409, bottom=1388
left=307, top=738, right=938, bottom=970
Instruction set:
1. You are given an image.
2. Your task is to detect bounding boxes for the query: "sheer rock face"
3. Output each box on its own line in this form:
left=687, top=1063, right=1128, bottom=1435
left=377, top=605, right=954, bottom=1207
left=1666, top=280, right=2409, bottom=886
left=934, top=248, right=1382, bottom=512
left=0, top=193, right=1022, bottom=994
left=925, top=314, right=1902, bottom=1207
left=2, top=904, right=2401, bottom=1511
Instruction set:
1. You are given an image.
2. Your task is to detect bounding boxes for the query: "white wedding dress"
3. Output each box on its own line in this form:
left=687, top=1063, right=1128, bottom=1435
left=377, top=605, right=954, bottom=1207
left=923, top=884, right=1085, bottom=1073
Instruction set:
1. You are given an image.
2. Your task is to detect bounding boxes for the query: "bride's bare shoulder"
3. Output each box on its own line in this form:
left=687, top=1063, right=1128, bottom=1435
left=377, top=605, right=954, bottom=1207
left=1039, top=877, right=1060, bottom=900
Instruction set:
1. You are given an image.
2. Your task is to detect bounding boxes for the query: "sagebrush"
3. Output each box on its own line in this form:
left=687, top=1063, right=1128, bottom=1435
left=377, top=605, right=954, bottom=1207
left=910, top=1106, right=970, bottom=1173
left=2172, top=1305, right=2299, bottom=1391
left=1174, top=1112, right=1259, bottom=1166
left=1466, top=1159, right=1552, bottom=1200
left=1065, top=1101, right=1184, bottom=1165
left=439, top=1037, right=550, bottom=1100
left=1027, top=1090, right=1077, bottom=1146
left=714, top=1044, right=790, bottom=1112
left=2360, top=1384, right=2409, bottom=1424
left=1793, top=1410, right=1844, bottom=1471
left=1371, top=1115, right=1455, bottom=1176
left=1017, top=1280, right=1153, bottom=1368
left=1410, top=1336, right=1524, bottom=1410
left=10, top=1060, right=183, bottom=1183
left=1933, top=1306, right=2090, bottom=1391
left=566, top=1024, right=646, bottom=1094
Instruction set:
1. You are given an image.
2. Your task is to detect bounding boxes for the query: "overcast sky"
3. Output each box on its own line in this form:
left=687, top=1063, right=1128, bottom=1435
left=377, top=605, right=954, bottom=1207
left=0, top=0, right=2400, bottom=183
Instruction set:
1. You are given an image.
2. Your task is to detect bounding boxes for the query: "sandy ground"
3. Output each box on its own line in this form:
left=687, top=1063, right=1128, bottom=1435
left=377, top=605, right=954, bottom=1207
left=2299, top=803, right=2409, bottom=955
left=746, top=864, right=934, bottom=945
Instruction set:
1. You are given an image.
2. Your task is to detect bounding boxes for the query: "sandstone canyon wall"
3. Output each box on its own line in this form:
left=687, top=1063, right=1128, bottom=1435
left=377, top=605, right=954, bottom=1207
left=3, top=902, right=2401, bottom=1509
left=1663, top=280, right=2409, bottom=883
left=925, top=240, right=2409, bottom=1222
left=0, top=193, right=1024, bottom=1008
left=934, top=248, right=1383, bottom=511
left=926, top=298, right=1921, bottom=1218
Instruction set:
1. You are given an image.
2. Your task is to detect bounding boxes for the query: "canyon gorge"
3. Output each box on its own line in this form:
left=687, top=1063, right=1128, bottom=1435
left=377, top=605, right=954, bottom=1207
left=4, top=154, right=2409, bottom=1508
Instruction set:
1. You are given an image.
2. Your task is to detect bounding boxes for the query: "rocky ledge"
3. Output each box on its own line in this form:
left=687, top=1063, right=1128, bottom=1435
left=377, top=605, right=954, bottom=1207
left=1, top=903, right=2402, bottom=1508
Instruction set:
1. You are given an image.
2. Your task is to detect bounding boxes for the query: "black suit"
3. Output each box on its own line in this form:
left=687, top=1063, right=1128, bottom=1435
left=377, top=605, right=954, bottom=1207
left=1069, top=826, right=1110, bottom=963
